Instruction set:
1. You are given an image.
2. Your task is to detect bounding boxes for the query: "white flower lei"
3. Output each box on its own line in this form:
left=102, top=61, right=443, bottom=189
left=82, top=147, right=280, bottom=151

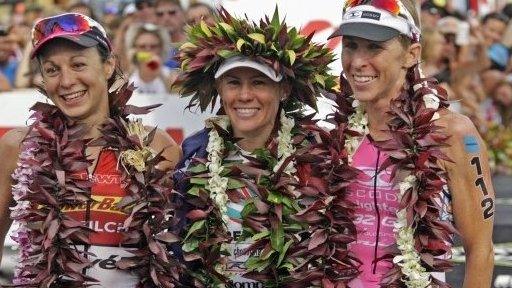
left=205, top=110, right=295, bottom=224
left=346, top=92, right=441, bottom=288
left=393, top=175, right=431, bottom=288
left=346, top=99, right=368, bottom=164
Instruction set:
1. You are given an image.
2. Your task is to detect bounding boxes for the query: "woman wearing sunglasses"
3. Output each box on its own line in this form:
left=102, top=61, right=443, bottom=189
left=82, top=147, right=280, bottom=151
left=329, top=0, right=495, bottom=287
left=0, top=13, right=182, bottom=287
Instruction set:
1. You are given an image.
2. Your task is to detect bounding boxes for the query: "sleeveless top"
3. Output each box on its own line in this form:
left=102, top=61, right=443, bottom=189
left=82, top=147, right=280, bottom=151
left=224, top=149, right=263, bottom=287
left=347, top=137, right=453, bottom=288
left=176, top=129, right=263, bottom=287
left=67, top=149, right=139, bottom=287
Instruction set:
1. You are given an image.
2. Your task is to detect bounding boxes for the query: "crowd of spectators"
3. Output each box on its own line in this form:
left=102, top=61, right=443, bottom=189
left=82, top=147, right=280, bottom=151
left=419, top=0, right=512, bottom=173
left=0, top=0, right=510, bottom=173
left=0, top=0, right=217, bottom=94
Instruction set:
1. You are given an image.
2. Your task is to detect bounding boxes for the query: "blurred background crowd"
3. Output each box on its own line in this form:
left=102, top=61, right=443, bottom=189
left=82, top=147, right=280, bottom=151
left=0, top=0, right=510, bottom=174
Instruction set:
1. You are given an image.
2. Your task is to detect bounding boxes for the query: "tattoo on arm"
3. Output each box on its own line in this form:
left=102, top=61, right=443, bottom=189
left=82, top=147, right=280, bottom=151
left=475, top=178, right=488, bottom=196
left=470, top=156, right=494, bottom=219
left=464, top=135, right=480, bottom=153
left=481, top=198, right=494, bottom=219
left=470, top=156, right=482, bottom=175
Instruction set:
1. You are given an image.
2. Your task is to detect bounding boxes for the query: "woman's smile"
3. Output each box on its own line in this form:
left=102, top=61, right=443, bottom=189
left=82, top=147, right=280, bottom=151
left=353, top=75, right=378, bottom=83
left=234, top=107, right=260, bottom=118
left=59, top=89, right=88, bottom=105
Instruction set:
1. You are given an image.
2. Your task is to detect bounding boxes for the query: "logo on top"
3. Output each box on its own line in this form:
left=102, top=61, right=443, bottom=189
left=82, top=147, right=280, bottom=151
left=346, top=10, right=381, bottom=20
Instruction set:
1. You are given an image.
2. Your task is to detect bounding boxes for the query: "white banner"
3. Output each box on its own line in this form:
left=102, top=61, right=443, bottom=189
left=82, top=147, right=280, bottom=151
left=0, top=89, right=215, bottom=144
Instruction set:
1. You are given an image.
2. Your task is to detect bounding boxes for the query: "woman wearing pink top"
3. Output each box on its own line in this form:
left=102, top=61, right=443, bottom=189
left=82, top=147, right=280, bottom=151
left=330, top=0, right=495, bottom=287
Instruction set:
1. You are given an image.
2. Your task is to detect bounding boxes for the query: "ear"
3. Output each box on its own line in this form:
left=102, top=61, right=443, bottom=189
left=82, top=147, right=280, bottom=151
left=404, top=43, right=422, bottom=69
left=215, top=78, right=227, bottom=108
left=104, top=56, right=116, bottom=79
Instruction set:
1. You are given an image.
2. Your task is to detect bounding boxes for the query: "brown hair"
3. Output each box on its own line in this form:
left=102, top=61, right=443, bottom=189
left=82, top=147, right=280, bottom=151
left=399, top=0, right=420, bottom=47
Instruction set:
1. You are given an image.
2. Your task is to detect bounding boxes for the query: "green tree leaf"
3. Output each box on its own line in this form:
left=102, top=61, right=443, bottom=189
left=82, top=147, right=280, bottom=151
left=182, top=239, right=199, bottom=252
left=286, top=50, right=296, bottom=65
left=200, top=20, right=212, bottom=37
left=277, top=239, right=293, bottom=266
left=248, top=33, right=266, bottom=44
left=227, top=178, right=245, bottom=189
left=184, top=219, right=205, bottom=240
left=270, top=222, right=284, bottom=251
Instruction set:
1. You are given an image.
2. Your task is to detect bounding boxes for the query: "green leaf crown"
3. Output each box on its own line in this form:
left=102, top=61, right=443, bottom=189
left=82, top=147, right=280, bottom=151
left=176, top=7, right=338, bottom=112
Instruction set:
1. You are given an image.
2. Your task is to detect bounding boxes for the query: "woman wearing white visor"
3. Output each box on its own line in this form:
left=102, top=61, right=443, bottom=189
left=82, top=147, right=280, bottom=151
left=173, top=8, right=365, bottom=288
left=329, top=0, right=494, bottom=287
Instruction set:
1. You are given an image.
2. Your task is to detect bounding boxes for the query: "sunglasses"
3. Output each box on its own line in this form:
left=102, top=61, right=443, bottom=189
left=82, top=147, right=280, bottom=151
left=32, top=13, right=106, bottom=48
left=156, top=9, right=178, bottom=17
left=344, top=0, right=400, bottom=15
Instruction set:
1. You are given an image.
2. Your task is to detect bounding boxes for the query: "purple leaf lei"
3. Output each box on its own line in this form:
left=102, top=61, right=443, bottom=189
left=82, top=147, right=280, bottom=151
left=9, top=84, right=184, bottom=287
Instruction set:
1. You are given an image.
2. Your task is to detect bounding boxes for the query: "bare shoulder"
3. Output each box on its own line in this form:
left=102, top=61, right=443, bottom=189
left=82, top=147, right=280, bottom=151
left=436, top=109, right=486, bottom=171
left=0, top=128, right=29, bottom=185
left=146, top=126, right=182, bottom=170
left=437, top=109, right=478, bottom=138
left=0, top=128, right=29, bottom=156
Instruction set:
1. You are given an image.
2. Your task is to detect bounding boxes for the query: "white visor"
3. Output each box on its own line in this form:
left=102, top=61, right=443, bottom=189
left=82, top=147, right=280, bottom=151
left=332, top=4, right=420, bottom=42
left=214, top=56, right=283, bottom=82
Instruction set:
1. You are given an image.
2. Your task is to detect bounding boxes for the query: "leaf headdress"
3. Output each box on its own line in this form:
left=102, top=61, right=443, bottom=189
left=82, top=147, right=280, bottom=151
left=176, top=7, right=338, bottom=112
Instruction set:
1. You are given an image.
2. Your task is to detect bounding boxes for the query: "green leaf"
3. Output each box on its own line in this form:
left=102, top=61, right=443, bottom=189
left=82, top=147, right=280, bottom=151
left=190, top=177, right=208, bottom=186
left=281, top=195, right=295, bottom=210
left=241, top=201, right=256, bottom=218
left=200, top=20, right=212, bottom=37
left=251, top=230, right=270, bottom=241
left=314, top=74, right=325, bottom=87
left=280, top=262, right=294, bottom=271
left=179, top=42, right=197, bottom=50
left=277, top=239, right=293, bottom=266
left=246, top=256, right=272, bottom=272
left=284, top=223, right=303, bottom=232
left=248, top=33, right=266, bottom=44
left=286, top=50, right=296, bottom=65
left=270, top=222, right=284, bottom=251
left=217, top=49, right=238, bottom=59
left=219, top=22, right=235, bottom=35
left=227, top=178, right=245, bottom=190
left=187, top=186, right=200, bottom=196
left=267, top=191, right=282, bottom=204
left=236, top=38, right=247, bottom=51
left=185, top=219, right=205, bottom=240
left=182, top=239, right=199, bottom=252
left=270, top=6, right=281, bottom=28
left=245, top=257, right=261, bottom=271
left=189, top=163, right=207, bottom=173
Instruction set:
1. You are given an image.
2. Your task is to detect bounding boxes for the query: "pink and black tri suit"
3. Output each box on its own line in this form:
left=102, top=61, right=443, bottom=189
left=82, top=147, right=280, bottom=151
left=347, top=136, right=453, bottom=287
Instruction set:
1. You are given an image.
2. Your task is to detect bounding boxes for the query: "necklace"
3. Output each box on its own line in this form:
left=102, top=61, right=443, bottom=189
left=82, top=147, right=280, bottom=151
left=10, top=85, right=183, bottom=287
left=181, top=109, right=360, bottom=287
left=340, top=66, right=457, bottom=287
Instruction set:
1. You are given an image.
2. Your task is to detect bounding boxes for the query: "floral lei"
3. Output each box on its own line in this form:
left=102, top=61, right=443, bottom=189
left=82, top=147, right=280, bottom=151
left=338, top=65, right=458, bottom=287
left=9, top=83, right=183, bottom=287
left=180, top=109, right=360, bottom=287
